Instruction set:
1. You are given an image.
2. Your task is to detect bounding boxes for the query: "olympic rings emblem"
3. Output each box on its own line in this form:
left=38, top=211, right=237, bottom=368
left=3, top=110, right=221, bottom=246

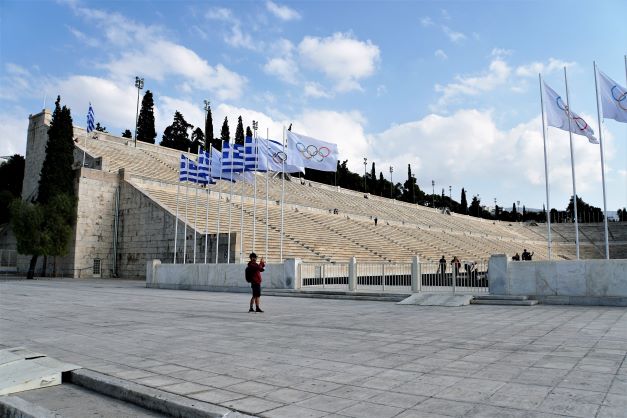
left=611, top=85, right=627, bottom=111
left=555, top=96, right=589, bottom=132
left=296, top=142, right=331, bottom=162
left=271, top=151, right=287, bottom=164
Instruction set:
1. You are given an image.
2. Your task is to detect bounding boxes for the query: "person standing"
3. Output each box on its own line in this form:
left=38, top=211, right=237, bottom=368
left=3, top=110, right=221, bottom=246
left=246, top=253, right=265, bottom=313
left=438, top=255, right=447, bottom=282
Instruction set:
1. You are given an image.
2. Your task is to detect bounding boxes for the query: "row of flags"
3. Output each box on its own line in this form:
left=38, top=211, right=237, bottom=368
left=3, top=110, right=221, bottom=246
left=178, top=131, right=339, bottom=184
left=542, top=68, right=626, bottom=142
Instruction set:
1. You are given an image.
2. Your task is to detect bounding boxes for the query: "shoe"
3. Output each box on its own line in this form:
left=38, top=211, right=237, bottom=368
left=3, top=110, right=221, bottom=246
left=256, top=308, right=264, bottom=313
left=248, top=307, right=254, bottom=313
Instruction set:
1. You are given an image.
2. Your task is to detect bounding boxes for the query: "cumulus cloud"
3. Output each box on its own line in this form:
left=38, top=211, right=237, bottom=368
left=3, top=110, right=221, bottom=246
left=434, top=49, right=448, bottom=60
left=304, top=82, right=333, bottom=99
left=442, top=26, right=466, bottom=43
left=432, top=59, right=511, bottom=111
left=264, top=57, right=299, bottom=85
left=266, top=1, right=301, bottom=21
left=298, top=33, right=380, bottom=93
left=205, top=6, right=259, bottom=50
left=515, top=58, right=575, bottom=78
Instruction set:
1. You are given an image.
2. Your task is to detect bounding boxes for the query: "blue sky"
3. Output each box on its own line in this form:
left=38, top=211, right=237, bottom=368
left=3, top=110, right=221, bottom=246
left=1, top=0, right=626, bottom=213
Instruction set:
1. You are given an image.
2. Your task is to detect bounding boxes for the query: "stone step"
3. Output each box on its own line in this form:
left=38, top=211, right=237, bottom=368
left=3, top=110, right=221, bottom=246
left=263, top=289, right=408, bottom=302
left=474, top=295, right=529, bottom=301
left=470, top=299, right=538, bottom=306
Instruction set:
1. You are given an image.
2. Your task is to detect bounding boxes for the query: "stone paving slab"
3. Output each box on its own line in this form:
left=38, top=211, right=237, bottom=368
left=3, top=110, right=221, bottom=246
left=1, top=278, right=626, bottom=417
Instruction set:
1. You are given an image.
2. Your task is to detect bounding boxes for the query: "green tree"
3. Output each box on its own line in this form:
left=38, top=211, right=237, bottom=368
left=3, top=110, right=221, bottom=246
left=121, top=129, right=132, bottom=138
left=370, top=162, right=377, bottom=194
left=204, top=102, right=217, bottom=150
left=234, top=116, right=245, bottom=145
left=220, top=117, right=230, bottom=144
left=95, top=122, right=107, bottom=132
left=618, top=208, right=627, bottom=222
left=246, top=126, right=252, bottom=138
left=137, top=90, right=157, bottom=144
left=460, top=188, right=468, bottom=214
left=190, top=127, right=205, bottom=153
left=0, top=154, right=25, bottom=223
left=160, top=111, right=193, bottom=151
left=512, top=202, right=518, bottom=221
left=469, top=195, right=481, bottom=217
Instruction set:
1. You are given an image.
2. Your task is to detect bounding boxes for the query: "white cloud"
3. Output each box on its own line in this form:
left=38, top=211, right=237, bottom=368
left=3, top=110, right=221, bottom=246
left=376, top=85, right=387, bottom=97
left=205, top=7, right=233, bottom=22
left=304, top=82, right=332, bottom=98
left=420, top=17, right=434, bottom=27
left=298, top=33, right=380, bottom=93
left=0, top=110, right=29, bottom=156
left=442, top=26, right=466, bottom=43
left=491, top=48, right=512, bottom=58
left=264, top=57, right=299, bottom=84
left=266, top=1, right=301, bottom=21
left=205, top=6, right=259, bottom=50
left=434, top=49, right=448, bottom=60
left=432, top=59, right=511, bottom=111
left=66, top=26, right=100, bottom=47
left=515, top=58, right=575, bottom=78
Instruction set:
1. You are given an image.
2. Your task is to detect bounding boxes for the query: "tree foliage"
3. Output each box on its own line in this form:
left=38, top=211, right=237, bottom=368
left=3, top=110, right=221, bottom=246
left=160, top=111, right=193, bottom=151
left=191, top=127, right=205, bottom=153
left=121, top=129, right=132, bottom=138
left=95, top=122, right=107, bottom=132
left=234, top=116, right=245, bottom=145
left=204, top=103, right=218, bottom=150
left=220, top=117, right=230, bottom=144
left=137, top=90, right=157, bottom=144
left=0, top=154, right=25, bottom=224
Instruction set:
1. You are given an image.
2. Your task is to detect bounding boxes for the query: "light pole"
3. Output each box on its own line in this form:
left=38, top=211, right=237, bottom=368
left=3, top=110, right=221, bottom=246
left=431, top=180, right=435, bottom=208
left=203, top=99, right=210, bottom=135
left=517, top=200, right=521, bottom=221
left=449, top=185, right=452, bottom=204
left=494, top=198, right=497, bottom=220
left=363, top=157, right=367, bottom=193
left=389, top=166, right=394, bottom=199
left=134, top=76, right=144, bottom=147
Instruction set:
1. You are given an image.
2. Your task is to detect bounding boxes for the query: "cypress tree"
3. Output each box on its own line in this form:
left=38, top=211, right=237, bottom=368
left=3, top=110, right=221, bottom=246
left=137, top=90, right=157, bottom=144
left=246, top=126, right=252, bottom=137
left=191, top=127, right=205, bottom=153
left=220, top=117, right=230, bottom=144
left=38, top=96, right=75, bottom=204
left=370, top=162, right=376, bottom=194
left=460, top=188, right=468, bottom=214
left=204, top=102, right=215, bottom=150
left=160, top=111, right=193, bottom=151
left=234, top=116, right=244, bottom=145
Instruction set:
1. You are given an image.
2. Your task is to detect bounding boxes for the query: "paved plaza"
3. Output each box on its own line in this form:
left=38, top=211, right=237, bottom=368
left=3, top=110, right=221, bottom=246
left=1, top=279, right=626, bottom=417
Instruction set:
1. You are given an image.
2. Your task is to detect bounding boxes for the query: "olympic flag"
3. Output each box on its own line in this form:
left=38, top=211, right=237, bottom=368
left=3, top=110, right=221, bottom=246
left=542, top=82, right=598, bottom=144
left=286, top=131, right=338, bottom=172
left=597, top=70, right=627, bottom=123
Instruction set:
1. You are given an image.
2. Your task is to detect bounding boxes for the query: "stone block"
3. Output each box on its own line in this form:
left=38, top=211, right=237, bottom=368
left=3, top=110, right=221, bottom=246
left=488, top=254, right=508, bottom=295
left=555, top=261, right=586, bottom=296
left=536, top=261, right=559, bottom=295
left=510, top=262, right=536, bottom=295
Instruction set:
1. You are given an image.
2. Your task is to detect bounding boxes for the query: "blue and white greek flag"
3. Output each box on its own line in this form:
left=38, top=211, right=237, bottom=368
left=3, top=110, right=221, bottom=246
left=197, top=148, right=216, bottom=185
left=179, top=154, right=200, bottom=183
left=221, top=141, right=245, bottom=174
left=86, top=103, right=95, bottom=133
left=244, top=135, right=263, bottom=172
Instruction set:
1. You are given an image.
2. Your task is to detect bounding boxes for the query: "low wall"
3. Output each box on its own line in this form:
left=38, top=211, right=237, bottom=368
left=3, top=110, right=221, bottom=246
left=146, top=259, right=300, bottom=292
left=488, top=254, right=627, bottom=306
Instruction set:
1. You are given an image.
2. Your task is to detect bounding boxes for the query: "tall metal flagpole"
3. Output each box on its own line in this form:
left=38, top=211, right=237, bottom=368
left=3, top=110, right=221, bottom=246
left=240, top=148, right=244, bottom=262
left=252, top=122, right=258, bottom=252
left=193, top=183, right=199, bottom=263
left=227, top=143, right=234, bottom=264
left=265, top=128, right=269, bottom=261
left=539, top=74, right=552, bottom=259
left=593, top=62, right=610, bottom=259
left=563, top=67, right=580, bottom=259
left=280, top=127, right=286, bottom=262
left=215, top=171, right=222, bottom=263
left=183, top=158, right=190, bottom=264
left=204, top=151, right=212, bottom=264
left=173, top=180, right=180, bottom=263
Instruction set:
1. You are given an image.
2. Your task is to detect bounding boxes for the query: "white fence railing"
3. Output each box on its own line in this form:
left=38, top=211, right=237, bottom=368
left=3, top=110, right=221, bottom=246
left=298, top=257, right=488, bottom=294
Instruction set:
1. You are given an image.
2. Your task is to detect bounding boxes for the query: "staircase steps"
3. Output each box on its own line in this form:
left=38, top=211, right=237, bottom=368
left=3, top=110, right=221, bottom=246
left=471, top=295, right=538, bottom=306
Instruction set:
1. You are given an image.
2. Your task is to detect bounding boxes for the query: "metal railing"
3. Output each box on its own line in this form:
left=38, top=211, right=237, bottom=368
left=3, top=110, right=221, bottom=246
left=299, top=258, right=488, bottom=294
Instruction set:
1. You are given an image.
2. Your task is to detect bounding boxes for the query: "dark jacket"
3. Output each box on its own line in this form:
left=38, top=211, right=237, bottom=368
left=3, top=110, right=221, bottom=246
left=247, top=260, right=265, bottom=285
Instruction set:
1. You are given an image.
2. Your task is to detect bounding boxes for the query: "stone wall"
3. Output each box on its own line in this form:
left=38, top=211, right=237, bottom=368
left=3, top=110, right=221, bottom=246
left=488, top=254, right=627, bottom=306
left=116, top=179, right=235, bottom=278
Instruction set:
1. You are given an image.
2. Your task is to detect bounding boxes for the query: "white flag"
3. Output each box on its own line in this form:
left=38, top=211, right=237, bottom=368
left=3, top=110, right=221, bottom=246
left=598, top=70, right=627, bottom=123
left=286, top=131, right=339, bottom=172
left=543, top=81, right=598, bottom=144
left=257, top=138, right=304, bottom=173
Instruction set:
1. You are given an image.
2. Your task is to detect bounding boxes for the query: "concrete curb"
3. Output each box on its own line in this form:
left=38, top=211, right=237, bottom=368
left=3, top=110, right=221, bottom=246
left=68, top=369, right=254, bottom=418
left=264, top=289, right=408, bottom=302
left=0, top=395, right=62, bottom=418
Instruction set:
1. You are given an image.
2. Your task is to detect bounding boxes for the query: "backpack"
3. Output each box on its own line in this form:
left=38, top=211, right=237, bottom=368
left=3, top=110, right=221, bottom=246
left=245, top=266, right=253, bottom=283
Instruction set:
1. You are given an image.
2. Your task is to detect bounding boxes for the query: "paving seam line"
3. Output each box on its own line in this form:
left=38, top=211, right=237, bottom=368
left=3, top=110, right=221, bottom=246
left=67, top=369, right=255, bottom=418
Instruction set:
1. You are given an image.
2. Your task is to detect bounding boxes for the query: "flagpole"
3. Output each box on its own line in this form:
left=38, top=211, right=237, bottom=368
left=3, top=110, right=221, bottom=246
left=204, top=151, right=212, bottom=264
left=280, top=126, right=286, bottom=262
left=216, top=181, right=222, bottom=264
left=227, top=143, right=233, bottom=264
left=173, top=180, right=180, bottom=263
left=563, top=67, right=580, bottom=259
left=593, top=62, right=610, bottom=259
left=183, top=179, right=189, bottom=265
left=265, top=128, right=269, bottom=261
left=539, top=74, right=552, bottom=259
left=193, top=183, right=199, bottom=263
left=252, top=127, right=258, bottom=253
left=239, top=170, right=244, bottom=263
